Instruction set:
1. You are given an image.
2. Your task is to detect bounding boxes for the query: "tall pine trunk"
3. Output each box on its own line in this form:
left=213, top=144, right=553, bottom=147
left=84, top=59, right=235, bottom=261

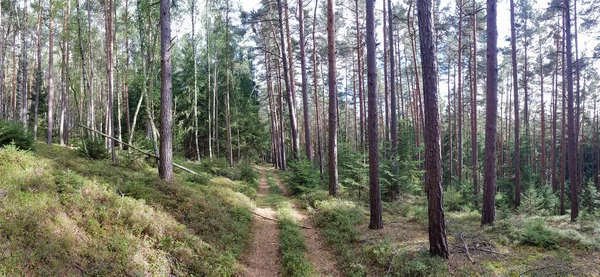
left=158, top=0, right=173, bottom=181
left=327, top=0, right=338, bottom=196
left=48, top=0, right=55, bottom=145
left=510, top=0, right=521, bottom=207
left=298, top=0, right=312, bottom=161
left=366, top=0, right=382, bottom=230
left=482, top=0, right=498, bottom=226
left=20, top=0, right=28, bottom=127
left=565, top=0, right=579, bottom=221
left=417, top=0, right=449, bottom=257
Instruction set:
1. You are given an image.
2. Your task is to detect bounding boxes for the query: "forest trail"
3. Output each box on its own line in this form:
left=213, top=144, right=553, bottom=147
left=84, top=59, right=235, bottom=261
left=241, top=167, right=280, bottom=277
left=270, top=168, right=343, bottom=277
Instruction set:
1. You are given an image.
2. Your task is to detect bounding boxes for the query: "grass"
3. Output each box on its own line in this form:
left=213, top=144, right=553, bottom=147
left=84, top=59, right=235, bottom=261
left=263, top=172, right=313, bottom=277
left=277, top=205, right=313, bottom=277
left=0, top=142, right=257, bottom=276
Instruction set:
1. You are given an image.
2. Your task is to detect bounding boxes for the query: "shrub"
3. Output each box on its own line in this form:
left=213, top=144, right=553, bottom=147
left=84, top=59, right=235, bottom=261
left=282, top=159, right=321, bottom=195
left=521, top=218, right=560, bottom=249
left=518, top=185, right=559, bottom=216
left=236, top=161, right=259, bottom=188
left=444, top=186, right=467, bottom=212
left=397, top=250, right=448, bottom=277
left=581, top=179, right=600, bottom=215
left=0, top=120, right=34, bottom=150
left=313, top=199, right=367, bottom=276
left=79, top=138, right=108, bottom=160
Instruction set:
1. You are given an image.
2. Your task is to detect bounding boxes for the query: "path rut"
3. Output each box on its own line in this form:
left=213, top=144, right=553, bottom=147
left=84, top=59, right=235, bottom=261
left=241, top=167, right=280, bottom=277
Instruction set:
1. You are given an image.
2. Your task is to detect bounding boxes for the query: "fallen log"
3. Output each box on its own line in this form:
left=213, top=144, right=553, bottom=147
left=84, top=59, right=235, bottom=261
left=79, top=124, right=199, bottom=175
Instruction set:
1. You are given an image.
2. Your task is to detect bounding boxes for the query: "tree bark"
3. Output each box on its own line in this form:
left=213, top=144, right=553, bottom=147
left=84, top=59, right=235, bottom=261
left=540, top=43, right=546, bottom=185
left=471, top=1, right=478, bottom=206
left=418, top=0, right=449, bottom=257
left=551, top=35, right=559, bottom=192
left=355, top=0, right=365, bottom=151
left=565, top=0, right=578, bottom=221
left=388, top=0, right=398, bottom=175
left=298, top=0, right=312, bottom=161
left=191, top=0, right=200, bottom=160
left=312, top=0, right=323, bottom=173
left=47, top=0, right=54, bottom=145
left=366, top=0, right=382, bottom=230
left=326, top=0, right=338, bottom=196
left=482, top=0, right=498, bottom=226
left=159, top=0, right=173, bottom=181
left=34, top=0, right=42, bottom=140
left=20, top=0, right=28, bottom=127
left=60, top=0, right=71, bottom=145
left=457, top=0, right=464, bottom=184
left=276, top=0, right=299, bottom=161
left=225, top=1, right=233, bottom=165
left=510, top=0, right=520, bottom=207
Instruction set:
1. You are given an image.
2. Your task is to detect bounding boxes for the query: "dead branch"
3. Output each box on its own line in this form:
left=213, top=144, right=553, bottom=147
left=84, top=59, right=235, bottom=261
left=460, top=234, right=475, bottom=263
left=79, top=125, right=199, bottom=176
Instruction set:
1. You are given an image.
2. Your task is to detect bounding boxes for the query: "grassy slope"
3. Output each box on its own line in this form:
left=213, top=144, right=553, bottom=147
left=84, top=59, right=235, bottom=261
left=0, top=143, right=257, bottom=276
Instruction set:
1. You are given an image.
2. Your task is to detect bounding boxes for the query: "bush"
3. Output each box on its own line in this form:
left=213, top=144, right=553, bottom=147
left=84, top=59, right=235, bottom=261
left=0, top=120, right=34, bottom=150
left=313, top=199, right=367, bottom=276
left=521, top=218, right=560, bottom=249
left=282, top=159, right=321, bottom=195
left=581, top=179, right=600, bottom=215
left=236, top=161, right=259, bottom=188
left=79, top=138, right=108, bottom=160
left=518, top=185, right=559, bottom=216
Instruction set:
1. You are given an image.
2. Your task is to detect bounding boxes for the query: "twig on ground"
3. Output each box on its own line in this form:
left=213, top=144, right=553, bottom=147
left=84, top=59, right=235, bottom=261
left=460, top=233, right=475, bottom=263
left=251, top=211, right=313, bottom=229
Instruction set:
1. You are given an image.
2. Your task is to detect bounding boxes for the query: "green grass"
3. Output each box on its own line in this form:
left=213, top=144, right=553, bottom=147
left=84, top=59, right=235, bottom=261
left=0, top=142, right=257, bottom=276
left=262, top=171, right=313, bottom=277
left=277, top=205, right=313, bottom=277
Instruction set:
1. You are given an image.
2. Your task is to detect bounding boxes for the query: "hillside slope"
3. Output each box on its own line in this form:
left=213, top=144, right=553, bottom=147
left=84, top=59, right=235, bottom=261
left=0, top=143, right=257, bottom=276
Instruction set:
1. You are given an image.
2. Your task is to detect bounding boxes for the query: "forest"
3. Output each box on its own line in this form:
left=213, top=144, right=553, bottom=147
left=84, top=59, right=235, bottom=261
left=1, top=0, right=600, bottom=275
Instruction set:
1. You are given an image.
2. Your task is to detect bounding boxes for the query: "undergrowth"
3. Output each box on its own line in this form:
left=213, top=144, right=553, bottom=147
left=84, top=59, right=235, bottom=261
left=0, top=143, right=258, bottom=276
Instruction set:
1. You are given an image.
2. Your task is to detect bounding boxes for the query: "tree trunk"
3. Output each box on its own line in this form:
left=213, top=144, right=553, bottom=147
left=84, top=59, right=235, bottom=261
left=355, top=0, right=365, bottom=151
left=481, top=0, right=498, bottom=226
left=276, top=0, right=299, bottom=161
left=34, top=0, right=42, bottom=140
left=560, top=12, right=566, bottom=215
left=366, top=0, right=382, bottom=230
left=312, top=0, right=323, bottom=173
left=298, top=0, right=312, bottom=161
left=510, top=0, right=520, bottom=207
left=457, top=0, right=463, bottom=184
left=104, top=0, right=116, bottom=162
left=565, top=0, right=578, bottom=221
left=540, top=43, right=546, bottom=185
left=551, top=35, right=559, bottom=192
left=388, top=0, right=398, bottom=174
left=225, top=1, right=233, bottom=165
left=48, top=0, right=55, bottom=145
left=327, top=0, right=338, bottom=196
left=471, top=1, right=478, bottom=206
left=60, top=0, right=71, bottom=145
left=190, top=0, right=199, bottom=160
left=159, top=0, right=173, bottom=181
left=417, top=0, right=448, bottom=257
left=21, top=0, right=28, bottom=127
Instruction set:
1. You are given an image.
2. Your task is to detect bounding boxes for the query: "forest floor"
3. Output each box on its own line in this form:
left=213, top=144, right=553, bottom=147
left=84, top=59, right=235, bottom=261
left=241, top=166, right=342, bottom=277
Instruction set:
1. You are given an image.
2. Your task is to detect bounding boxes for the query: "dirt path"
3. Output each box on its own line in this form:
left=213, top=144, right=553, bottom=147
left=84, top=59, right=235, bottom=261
left=270, top=169, right=343, bottom=277
left=241, top=167, right=280, bottom=277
